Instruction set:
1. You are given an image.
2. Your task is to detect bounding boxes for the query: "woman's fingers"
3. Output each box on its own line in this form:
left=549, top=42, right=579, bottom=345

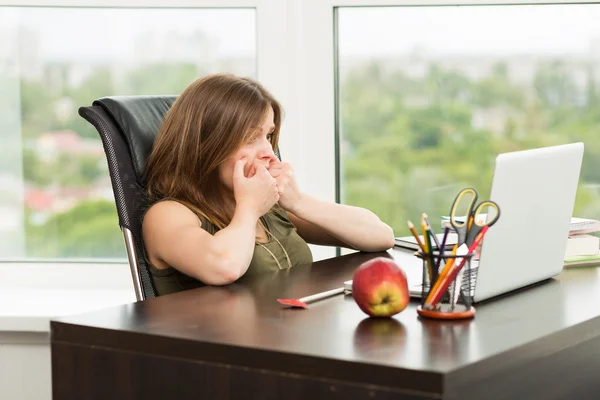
left=233, top=158, right=248, bottom=180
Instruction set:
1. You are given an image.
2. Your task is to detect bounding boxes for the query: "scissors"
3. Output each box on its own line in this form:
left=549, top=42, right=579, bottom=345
left=449, top=187, right=500, bottom=248
left=447, top=188, right=500, bottom=307
left=424, top=187, right=501, bottom=309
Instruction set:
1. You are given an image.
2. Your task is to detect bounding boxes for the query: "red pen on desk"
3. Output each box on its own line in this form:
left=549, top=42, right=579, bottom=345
left=277, top=287, right=345, bottom=309
left=425, top=226, right=489, bottom=308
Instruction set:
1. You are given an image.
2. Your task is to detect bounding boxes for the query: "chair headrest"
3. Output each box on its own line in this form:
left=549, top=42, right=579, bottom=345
left=93, top=95, right=177, bottom=181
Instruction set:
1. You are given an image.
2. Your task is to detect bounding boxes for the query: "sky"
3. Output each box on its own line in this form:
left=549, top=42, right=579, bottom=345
left=2, top=3, right=600, bottom=60
left=338, top=4, right=600, bottom=56
left=1, top=7, right=256, bottom=60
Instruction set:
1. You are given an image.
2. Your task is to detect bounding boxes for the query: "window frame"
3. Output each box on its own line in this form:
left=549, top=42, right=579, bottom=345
left=301, top=0, right=600, bottom=257
left=2, top=0, right=596, bottom=289
left=0, top=0, right=335, bottom=269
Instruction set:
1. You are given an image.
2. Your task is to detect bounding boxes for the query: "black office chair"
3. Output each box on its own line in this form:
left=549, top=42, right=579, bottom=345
left=79, top=95, right=177, bottom=300
left=80, top=95, right=281, bottom=301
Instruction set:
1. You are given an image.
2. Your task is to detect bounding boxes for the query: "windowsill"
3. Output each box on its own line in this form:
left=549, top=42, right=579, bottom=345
left=0, top=247, right=336, bottom=333
left=0, top=262, right=136, bottom=332
left=0, top=288, right=136, bottom=332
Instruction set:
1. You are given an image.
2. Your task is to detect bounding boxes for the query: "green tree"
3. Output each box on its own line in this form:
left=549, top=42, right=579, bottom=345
left=472, top=62, right=524, bottom=108
left=19, top=80, right=58, bottom=139
left=339, top=58, right=600, bottom=238
left=534, top=60, right=576, bottom=109
left=26, top=199, right=124, bottom=258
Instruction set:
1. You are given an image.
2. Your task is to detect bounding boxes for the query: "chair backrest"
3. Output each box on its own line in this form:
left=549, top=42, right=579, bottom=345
left=80, top=95, right=282, bottom=300
left=79, top=95, right=177, bottom=300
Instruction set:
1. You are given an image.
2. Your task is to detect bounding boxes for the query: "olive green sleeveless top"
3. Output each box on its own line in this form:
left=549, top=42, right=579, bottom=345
left=147, top=203, right=313, bottom=296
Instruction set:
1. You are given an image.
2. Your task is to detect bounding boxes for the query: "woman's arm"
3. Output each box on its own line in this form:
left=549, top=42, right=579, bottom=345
left=143, top=159, right=280, bottom=285
left=286, top=194, right=395, bottom=252
left=268, top=161, right=394, bottom=252
left=143, top=201, right=259, bottom=285
left=143, top=201, right=264, bottom=285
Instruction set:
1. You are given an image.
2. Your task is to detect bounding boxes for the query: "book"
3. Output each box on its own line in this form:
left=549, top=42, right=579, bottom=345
left=565, top=234, right=600, bottom=259
left=394, top=232, right=458, bottom=251
left=564, top=254, right=600, bottom=268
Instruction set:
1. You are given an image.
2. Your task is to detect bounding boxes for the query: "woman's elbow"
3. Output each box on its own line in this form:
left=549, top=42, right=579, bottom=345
left=366, top=225, right=395, bottom=252
left=381, top=234, right=395, bottom=250
left=366, top=239, right=395, bottom=252
left=206, top=268, right=241, bottom=286
left=191, top=255, right=244, bottom=286
left=376, top=223, right=395, bottom=249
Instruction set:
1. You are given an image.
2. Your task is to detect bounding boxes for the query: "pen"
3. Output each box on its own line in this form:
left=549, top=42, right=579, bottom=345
left=436, top=226, right=450, bottom=272
left=435, top=227, right=450, bottom=281
left=422, top=213, right=442, bottom=251
left=423, top=213, right=442, bottom=284
left=421, top=218, right=434, bottom=281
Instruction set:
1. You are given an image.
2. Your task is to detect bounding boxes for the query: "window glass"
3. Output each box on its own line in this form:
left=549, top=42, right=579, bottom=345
left=1, top=7, right=256, bottom=260
left=337, top=4, right=600, bottom=237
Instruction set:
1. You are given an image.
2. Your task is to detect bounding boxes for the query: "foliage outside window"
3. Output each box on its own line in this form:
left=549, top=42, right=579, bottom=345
left=1, top=7, right=256, bottom=260
left=337, top=4, right=600, bottom=237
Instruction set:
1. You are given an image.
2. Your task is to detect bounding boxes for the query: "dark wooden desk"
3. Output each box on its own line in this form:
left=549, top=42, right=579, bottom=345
left=51, top=249, right=600, bottom=400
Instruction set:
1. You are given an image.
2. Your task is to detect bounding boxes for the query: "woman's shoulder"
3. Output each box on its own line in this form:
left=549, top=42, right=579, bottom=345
left=145, top=199, right=197, bottom=217
left=143, top=200, right=205, bottom=230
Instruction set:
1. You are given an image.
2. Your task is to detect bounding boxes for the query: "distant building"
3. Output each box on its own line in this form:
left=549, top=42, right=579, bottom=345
left=35, top=130, right=104, bottom=162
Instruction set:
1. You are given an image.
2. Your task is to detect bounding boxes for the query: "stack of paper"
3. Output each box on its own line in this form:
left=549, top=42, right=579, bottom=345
left=569, top=217, right=600, bottom=235
left=564, top=217, right=600, bottom=268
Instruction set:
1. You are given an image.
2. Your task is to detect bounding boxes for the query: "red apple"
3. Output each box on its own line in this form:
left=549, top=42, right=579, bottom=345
left=352, top=257, right=409, bottom=318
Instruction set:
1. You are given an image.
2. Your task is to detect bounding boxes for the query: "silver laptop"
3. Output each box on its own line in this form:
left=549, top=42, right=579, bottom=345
left=345, top=142, right=584, bottom=303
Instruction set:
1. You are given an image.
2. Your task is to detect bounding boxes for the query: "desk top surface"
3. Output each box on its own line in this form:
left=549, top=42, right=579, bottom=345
left=51, top=249, right=600, bottom=390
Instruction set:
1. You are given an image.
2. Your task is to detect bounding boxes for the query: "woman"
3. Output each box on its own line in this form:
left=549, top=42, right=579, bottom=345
left=142, top=73, right=394, bottom=295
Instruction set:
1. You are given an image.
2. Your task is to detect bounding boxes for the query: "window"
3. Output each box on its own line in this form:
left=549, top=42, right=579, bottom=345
left=1, top=6, right=256, bottom=260
left=336, top=3, right=600, bottom=238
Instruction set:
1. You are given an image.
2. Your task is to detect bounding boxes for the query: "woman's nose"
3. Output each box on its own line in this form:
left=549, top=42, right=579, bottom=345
left=259, top=140, right=277, bottom=162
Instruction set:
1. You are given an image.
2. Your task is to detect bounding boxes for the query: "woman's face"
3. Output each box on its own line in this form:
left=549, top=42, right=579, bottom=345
left=219, top=106, right=278, bottom=191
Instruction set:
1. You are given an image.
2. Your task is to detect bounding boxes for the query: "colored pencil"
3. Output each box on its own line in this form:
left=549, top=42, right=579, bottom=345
left=422, top=213, right=442, bottom=251
left=436, top=226, right=451, bottom=272
left=422, top=213, right=443, bottom=284
left=406, top=220, right=425, bottom=252
left=421, top=217, right=434, bottom=281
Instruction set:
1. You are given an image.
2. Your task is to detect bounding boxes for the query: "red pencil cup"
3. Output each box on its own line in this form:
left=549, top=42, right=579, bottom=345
left=414, top=250, right=476, bottom=320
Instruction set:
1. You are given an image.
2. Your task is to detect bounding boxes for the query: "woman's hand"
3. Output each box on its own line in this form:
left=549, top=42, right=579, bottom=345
left=232, top=158, right=279, bottom=218
left=268, top=161, right=303, bottom=213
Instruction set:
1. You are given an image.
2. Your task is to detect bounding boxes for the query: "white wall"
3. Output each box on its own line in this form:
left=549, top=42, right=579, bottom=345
left=0, top=332, right=50, bottom=400
left=0, top=262, right=135, bottom=400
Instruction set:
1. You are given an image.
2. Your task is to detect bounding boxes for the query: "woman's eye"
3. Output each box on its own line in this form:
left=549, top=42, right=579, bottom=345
left=267, top=133, right=274, bottom=141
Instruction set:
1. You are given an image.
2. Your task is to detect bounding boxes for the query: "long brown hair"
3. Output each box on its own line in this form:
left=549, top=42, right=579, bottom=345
left=145, top=73, right=282, bottom=229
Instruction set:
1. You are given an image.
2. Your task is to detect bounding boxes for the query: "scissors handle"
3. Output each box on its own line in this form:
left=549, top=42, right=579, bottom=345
left=465, top=200, right=500, bottom=246
left=450, top=188, right=478, bottom=245
left=450, top=188, right=478, bottom=227
left=471, top=200, right=500, bottom=227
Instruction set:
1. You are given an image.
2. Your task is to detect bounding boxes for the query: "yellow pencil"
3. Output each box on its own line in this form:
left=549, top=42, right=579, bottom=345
left=408, top=220, right=432, bottom=280
left=424, top=244, right=458, bottom=305
left=407, top=220, right=425, bottom=252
